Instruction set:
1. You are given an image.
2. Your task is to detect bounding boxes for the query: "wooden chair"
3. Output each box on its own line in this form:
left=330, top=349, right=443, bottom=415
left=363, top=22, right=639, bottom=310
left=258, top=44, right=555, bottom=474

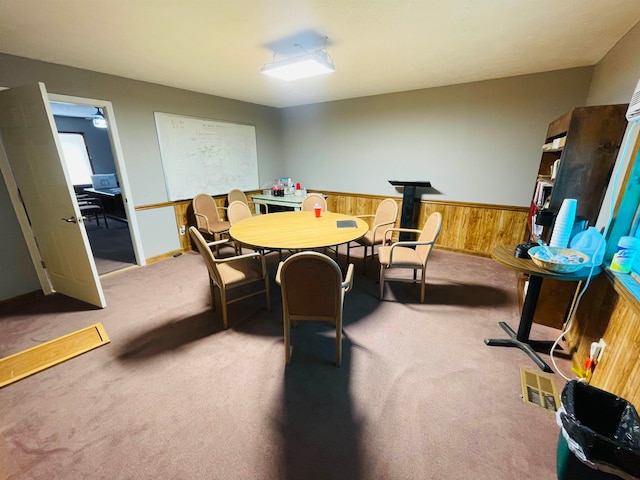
left=301, top=193, right=328, bottom=212
left=276, top=251, right=354, bottom=366
left=346, top=198, right=398, bottom=268
left=227, top=200, right=255, bottom=254
left=227, top=188, right=268, bottom=214
left=192, top=193, right=230, bottom=248
left=378, top=212, right=442, bottom=303
left=228, top=200, right=281, bottom=259
left=189, top=227, right=270, bottom=329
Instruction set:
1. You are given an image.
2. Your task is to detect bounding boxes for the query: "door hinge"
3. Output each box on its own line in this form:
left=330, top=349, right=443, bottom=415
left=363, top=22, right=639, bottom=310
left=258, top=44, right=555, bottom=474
left=41, top=259, right=46, bottom=269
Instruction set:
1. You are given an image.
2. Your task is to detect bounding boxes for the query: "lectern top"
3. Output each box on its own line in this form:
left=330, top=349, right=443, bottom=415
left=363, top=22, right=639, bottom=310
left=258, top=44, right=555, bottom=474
left=388, top=180, right=432, bottom=187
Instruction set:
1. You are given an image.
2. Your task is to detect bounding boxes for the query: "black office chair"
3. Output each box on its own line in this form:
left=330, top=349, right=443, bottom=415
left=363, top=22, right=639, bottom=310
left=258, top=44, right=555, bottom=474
left=77, top=194, right=108, bottom=228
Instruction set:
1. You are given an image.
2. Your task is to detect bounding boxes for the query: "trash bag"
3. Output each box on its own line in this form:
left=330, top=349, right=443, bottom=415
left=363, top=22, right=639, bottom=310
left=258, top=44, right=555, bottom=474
left=556, top=380, right=640, bottom=480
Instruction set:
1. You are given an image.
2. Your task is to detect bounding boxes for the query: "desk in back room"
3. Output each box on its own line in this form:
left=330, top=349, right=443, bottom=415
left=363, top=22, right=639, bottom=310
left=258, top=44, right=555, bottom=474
left=84, top=187, right=126, bottom=222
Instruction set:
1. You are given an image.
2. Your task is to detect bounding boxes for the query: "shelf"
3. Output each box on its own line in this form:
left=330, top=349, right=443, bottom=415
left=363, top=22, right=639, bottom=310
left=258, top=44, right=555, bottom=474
left=525, top=104, right=628, bottom=329
left=542, top=135, right=566, bottom=152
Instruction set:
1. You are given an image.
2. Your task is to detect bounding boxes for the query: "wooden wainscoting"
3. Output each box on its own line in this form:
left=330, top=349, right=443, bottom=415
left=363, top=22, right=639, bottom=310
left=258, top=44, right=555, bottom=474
left=324, top=191, right=528, bottom=257
left=162, top=190, right=527, bottom=257
left=565, top=272, right=640, bottom=408
left=172, top=193, right=251, bottom=252
left=414, top=200, right=527, bottom=256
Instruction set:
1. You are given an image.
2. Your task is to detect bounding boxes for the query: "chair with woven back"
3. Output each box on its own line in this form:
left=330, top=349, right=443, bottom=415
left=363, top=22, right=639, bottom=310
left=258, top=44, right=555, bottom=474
left=301, top=193, right=328, bottom=212
left=227, top=200, right=255, bottom=255
left=377, top=211, right=442, bottom=303
left=189, top=226, right=270, bottom=329
left=227, top=200, right=281, bottom=259
left=346, top=198, right=398, bottom=269
left=192, top=193, right=230, bottom=252
left=276, top=251, right=354, bottom=366
left=227, top=188, right=268, bottom=214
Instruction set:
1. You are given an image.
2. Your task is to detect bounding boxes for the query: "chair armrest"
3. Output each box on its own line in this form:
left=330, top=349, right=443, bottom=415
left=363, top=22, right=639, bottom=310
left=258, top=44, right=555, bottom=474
left=206, top=238, right=229, bottom=248
left=214, top=250, right=263, bottom=264
left=387, top=240, right=436, bottom=264
left=355, top=214, right=375, bottom=219
left=248, top=201, right=269, bottom=213
left=342, top=263, right=354, bottom=293
left=194, top=212, right=211, bottom=232
left=382, top=227, right=421, bottom=245
left=372, top=220, right=396, bottom=243
left=275, top=261, right=284, bottom=285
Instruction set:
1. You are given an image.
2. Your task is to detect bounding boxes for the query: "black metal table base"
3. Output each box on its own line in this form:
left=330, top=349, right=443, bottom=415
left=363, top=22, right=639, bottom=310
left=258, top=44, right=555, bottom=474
left=485, top=321, right=554, bottom=372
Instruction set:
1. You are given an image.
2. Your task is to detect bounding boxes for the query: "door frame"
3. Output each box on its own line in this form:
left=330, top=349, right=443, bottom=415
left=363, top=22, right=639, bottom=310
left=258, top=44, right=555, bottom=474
left=48, top=93, right=145, bottom=269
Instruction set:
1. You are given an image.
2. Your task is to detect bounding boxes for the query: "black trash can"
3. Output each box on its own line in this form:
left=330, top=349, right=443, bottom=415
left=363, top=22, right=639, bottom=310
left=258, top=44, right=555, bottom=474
left=556, top=380, right=640, bottom=480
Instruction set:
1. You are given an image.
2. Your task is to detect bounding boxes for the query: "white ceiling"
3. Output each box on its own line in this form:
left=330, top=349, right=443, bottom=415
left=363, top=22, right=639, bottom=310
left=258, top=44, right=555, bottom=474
left=2, top=0, right=640, bottom=108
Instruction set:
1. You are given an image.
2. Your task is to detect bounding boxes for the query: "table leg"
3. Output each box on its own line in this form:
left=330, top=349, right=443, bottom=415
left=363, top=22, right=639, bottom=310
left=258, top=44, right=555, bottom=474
left=484, top=275, right=553, bottom=372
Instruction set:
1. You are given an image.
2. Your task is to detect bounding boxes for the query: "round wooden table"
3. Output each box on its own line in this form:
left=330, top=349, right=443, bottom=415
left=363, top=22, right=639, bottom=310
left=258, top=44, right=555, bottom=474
left=229, top=211, right=369, bottom=250
left=487, top=245, right=601, bottom=372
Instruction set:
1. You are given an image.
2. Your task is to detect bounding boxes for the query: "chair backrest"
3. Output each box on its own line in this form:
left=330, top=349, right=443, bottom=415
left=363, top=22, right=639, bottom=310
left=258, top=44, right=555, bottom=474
left=373, top=198, right=398, bottom=231
left=227, top=189, right=248, bottom=207
left=227, top=200, right=252, bottom=225
left=193, top=193, right=222, bottom=230
left=278, top=251, right=343, bottom=320
left=188, top=226, right=224, bottom=288
left=301, top=194, right=328, bottom=212
left=416, top=212, right=443, bottom=262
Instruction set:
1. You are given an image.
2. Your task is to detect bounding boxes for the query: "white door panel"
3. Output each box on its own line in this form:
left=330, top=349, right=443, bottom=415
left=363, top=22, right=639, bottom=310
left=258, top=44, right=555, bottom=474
left=0, top=83, right=106, bottom=307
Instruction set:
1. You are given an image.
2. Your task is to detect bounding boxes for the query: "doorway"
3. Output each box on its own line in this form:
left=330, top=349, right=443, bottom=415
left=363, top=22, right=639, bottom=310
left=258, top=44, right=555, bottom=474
left=49, top=95, right=145, bottom=275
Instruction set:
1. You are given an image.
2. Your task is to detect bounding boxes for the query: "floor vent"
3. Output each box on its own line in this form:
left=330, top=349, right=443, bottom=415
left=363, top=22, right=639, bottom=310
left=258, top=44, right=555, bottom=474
left=0, top=323, right=110, bottom=388
left=520, top=367, right=560, bottom=412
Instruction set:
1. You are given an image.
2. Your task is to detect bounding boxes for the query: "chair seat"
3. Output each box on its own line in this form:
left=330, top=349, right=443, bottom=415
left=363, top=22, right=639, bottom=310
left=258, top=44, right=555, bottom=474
left=217, top=257, right=264, bottom=285
left=201, top=220, right=230, bottom=235
left=378, top=245, right=422, bottom=267
left=355, top=230, right=379, bottom=246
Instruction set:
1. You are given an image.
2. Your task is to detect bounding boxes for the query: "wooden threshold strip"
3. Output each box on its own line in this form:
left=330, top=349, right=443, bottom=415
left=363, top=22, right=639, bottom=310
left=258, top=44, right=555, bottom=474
left=0, top=323, right=110, bottom=388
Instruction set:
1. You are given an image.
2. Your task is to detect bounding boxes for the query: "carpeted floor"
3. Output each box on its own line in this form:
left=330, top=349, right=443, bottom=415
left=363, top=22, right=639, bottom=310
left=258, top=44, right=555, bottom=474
left=85, top=217, right=136, bottom=275
left=0, top=246, right=572, bottom=480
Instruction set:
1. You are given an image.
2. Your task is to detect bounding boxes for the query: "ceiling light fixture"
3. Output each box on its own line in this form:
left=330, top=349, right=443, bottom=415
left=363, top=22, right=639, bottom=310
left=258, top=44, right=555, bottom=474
left=261, top=46, right=335, bottom=81
left=92, top=107, right=107, bottom=129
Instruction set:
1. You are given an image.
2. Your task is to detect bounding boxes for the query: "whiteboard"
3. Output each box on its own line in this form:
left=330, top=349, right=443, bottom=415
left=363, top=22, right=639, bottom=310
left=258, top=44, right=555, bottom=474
left=154, top=112, right=259, bottom=201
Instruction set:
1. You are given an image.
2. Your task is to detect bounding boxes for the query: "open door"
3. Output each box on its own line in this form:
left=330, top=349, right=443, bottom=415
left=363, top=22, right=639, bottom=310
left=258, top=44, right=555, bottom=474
left=0, top=83, right=106, bottom=307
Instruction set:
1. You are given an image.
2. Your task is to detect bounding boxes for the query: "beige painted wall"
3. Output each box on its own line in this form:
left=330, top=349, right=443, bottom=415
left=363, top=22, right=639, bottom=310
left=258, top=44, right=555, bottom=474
left=0, top=53, right=283, bottom=301
left=280, top=68, right=592, bottom=206
left=587, top=21, right=640, bottom=106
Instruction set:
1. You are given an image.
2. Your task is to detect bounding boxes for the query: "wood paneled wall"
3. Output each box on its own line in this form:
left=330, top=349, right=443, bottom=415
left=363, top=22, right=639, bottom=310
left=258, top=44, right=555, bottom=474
left=168, top=190, right=528, bottom=257
left=325, top=191, right=528, bottom=257
left=565, top=273, right=640, bottom=408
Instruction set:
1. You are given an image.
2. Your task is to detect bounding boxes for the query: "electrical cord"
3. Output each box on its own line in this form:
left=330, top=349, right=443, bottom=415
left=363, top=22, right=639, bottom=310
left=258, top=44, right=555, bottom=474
left=549, top=120, right=639, bottom=380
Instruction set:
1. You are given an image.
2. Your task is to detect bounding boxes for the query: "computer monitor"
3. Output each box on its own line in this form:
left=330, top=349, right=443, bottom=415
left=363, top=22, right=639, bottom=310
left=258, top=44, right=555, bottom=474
left=91, top=173, right=118, bottom=190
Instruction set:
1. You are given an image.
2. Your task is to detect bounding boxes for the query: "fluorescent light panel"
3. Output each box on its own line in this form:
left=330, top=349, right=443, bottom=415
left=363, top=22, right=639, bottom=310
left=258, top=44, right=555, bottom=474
left=261, top=50, right=335, bottom=81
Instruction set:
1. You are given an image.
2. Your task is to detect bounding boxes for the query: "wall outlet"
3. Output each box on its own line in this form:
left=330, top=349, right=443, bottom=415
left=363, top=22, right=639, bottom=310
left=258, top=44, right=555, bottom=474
left=179, top=225, right=186, bottom=235
left=596, top=338, right=606, bottom=363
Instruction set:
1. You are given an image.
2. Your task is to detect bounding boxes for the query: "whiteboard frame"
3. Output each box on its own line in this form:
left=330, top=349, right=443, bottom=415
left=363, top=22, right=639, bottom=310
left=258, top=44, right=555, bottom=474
left=154, top=112, right=260, bottom=201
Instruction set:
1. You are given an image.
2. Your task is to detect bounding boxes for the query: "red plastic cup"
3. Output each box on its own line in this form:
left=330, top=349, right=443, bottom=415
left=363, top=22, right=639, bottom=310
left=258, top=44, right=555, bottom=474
left=314, top=206, right=321, bottom=218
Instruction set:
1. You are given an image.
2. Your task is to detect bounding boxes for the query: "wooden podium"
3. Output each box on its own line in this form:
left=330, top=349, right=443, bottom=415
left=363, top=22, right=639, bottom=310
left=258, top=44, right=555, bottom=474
left=389, top=180, right=432, bottom=240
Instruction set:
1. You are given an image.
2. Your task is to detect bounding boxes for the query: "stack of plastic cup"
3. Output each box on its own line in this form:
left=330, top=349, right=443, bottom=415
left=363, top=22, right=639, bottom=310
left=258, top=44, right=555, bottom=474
left=550, top=198, right=577, bottom=248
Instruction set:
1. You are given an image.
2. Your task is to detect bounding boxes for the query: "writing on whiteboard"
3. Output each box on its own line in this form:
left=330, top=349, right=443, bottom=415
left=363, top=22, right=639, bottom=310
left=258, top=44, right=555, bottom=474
left=155, top=112, right=259, bottom=201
